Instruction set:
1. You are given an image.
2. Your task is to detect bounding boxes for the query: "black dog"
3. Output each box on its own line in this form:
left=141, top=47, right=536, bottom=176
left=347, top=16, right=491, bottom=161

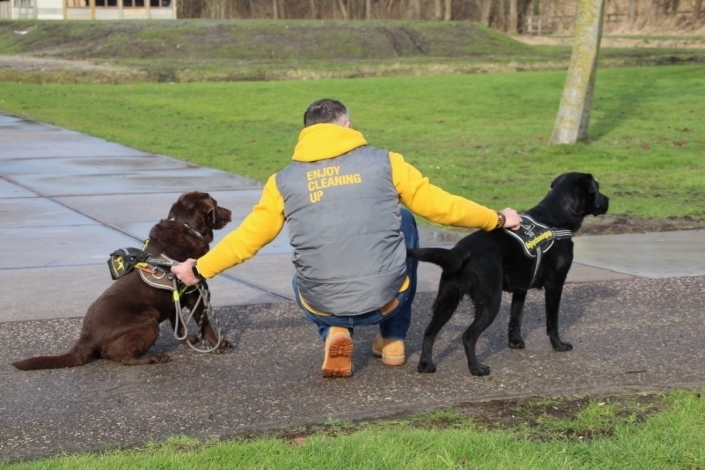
left=408, top=172, right=609, bottom=376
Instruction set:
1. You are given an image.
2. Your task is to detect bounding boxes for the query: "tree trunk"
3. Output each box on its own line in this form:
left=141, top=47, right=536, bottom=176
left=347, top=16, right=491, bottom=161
left=434, top=0, right=442, bottom=19
left=337, top=0, right=348, bottom=18
left=508, top=0, right=518, bottom=33
left=272, top=0, right=278, bottom=18
left=444, top=0, right=451, bottom=20
left=407, top=0, right=421, bottom=19
left=628, top=0, right=637, bottom=22
left=650, top=0, right=661, bottom=22
left=695, top=0, right=703, bottom=22
left=366, top=0, right=371, bottom=18
left=479, top=0, right=493, bottom=25
left=550, top=0, right=606, bottom=145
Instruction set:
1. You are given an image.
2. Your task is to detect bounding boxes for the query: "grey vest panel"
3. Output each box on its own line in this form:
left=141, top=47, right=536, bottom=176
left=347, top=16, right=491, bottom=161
left=276, top=146, right=407, bottom=316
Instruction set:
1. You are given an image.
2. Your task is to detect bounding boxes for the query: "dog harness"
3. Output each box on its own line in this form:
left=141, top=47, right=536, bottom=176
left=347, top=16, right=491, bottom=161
left=106, top=244, right=224, bottom=353
left=503, top=215, right=573, bottom=287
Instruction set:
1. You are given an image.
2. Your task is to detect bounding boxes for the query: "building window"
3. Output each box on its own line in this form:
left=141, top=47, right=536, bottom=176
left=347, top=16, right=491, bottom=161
left=13, top=0, right=33, bottom=6
left=64, top=0, right=170, bottom=7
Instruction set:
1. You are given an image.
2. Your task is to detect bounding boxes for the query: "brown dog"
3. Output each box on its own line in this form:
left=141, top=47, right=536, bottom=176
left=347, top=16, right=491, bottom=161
left=13, top=191, right=233, bottom=370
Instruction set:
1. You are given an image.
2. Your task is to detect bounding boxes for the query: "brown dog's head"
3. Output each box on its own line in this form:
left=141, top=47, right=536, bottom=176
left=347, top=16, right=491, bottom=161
left=167, top=191, right=232, bottom=242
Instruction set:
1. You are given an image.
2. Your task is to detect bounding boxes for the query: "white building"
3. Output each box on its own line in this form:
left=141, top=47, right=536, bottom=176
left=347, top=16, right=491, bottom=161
left=0, top=0, right=176, bottom=20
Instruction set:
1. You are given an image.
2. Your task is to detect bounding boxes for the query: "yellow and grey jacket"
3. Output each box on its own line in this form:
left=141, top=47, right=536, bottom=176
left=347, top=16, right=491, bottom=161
left=197, top=123, right=500, bottom=314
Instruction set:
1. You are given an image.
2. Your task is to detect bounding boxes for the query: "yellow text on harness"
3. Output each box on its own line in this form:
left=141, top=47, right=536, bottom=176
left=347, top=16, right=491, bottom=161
left=525, top=231, right=553, bottom=250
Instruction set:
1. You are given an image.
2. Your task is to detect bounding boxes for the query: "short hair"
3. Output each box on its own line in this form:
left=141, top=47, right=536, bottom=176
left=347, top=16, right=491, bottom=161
left=303, top=99, right=349, bottom=127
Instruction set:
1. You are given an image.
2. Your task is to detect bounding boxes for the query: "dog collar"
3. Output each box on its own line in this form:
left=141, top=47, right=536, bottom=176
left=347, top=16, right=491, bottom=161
left=169, top=218, right=204, bottom=239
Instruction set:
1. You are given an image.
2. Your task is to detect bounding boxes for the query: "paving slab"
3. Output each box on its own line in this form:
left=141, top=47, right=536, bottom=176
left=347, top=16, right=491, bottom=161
left=573, top=230, right=705, bottom=278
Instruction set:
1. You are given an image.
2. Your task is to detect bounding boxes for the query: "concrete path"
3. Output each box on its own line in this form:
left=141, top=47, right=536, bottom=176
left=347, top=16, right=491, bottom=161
left=1, top=112, right=704, bottom=462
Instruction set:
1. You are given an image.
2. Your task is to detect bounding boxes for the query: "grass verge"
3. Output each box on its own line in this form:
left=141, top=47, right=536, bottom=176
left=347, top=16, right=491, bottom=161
left=1, top=389, right=703, bottom=469
left=1, top=64, right=704, bottom=223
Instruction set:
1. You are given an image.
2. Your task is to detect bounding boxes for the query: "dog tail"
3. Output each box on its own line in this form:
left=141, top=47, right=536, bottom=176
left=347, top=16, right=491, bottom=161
left=12, top=342, right=94, bottom=371
left=407, top=247, right=467, bottom=273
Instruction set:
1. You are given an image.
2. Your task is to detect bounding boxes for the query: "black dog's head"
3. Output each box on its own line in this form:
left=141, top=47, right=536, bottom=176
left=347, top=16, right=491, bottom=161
left=531, top=172, right=609, bottom=232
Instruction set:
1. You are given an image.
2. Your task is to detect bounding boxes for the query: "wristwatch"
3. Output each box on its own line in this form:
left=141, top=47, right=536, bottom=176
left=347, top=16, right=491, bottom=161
left=495, top=211, right=506, bottom=230
left=191, top=261, right=205, bottom=281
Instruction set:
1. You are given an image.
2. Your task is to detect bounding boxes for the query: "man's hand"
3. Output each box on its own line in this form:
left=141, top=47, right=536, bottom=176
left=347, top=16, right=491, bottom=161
left=171, top=258, right=201, bottom=286
left=500, top=208, right=522, bottom=231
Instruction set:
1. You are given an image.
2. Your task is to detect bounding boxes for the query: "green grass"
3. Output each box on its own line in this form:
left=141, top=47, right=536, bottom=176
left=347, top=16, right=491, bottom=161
left=1, top=20, right=703, bottom=84
left=1, top=64, right=704, bottom=219
left=2, top=389, right=704, bottom=469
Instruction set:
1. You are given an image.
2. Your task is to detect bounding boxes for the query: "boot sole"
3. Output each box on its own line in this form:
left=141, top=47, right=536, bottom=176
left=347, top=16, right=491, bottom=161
left=322, top=335, right=353, bottom=377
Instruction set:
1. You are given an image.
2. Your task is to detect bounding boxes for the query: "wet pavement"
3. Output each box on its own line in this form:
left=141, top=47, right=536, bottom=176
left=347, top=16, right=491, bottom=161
left=1, top=111, right=704, bottom=462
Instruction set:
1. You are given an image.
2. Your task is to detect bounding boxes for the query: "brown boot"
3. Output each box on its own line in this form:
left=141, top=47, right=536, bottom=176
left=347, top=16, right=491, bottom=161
left=322, top=327, right=353, bottom=377
left=372, top=335, right=406, bottom=366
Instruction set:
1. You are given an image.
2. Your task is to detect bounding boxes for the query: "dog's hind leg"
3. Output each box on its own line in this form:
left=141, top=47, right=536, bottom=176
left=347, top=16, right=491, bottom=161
left=545, top=285, right=572, bottom=352
left=508, top=290, right=528, bottom=349
left=463, top=284, right=503, bottom=376
left=417, top=280, right=464, bottom=374
left=103, top=326, right=170, bottom=365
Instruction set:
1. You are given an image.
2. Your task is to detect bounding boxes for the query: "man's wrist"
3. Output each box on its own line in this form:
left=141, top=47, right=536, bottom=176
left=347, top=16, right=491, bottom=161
left=495, top=211, right=506, bottom=229
left=191, top=261, right=205, bottom=280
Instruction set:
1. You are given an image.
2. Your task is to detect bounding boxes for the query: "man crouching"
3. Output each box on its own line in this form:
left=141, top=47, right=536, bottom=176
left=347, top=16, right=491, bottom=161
left=171, top=99, right=521, bottom=377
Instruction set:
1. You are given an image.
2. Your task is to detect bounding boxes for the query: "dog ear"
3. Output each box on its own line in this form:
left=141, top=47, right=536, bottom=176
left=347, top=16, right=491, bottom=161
left=205, top=197, right=217, bottom=226
left=178, top=192, right=200, bottom=210
left=585, top=174, right=602, bottom=208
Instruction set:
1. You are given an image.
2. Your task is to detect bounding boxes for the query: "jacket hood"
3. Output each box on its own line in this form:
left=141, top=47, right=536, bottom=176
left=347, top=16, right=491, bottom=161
left=292, top=123, right=368, bottom=162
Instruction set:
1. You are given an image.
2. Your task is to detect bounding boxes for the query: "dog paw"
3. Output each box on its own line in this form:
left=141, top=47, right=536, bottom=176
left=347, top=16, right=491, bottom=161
left=151, top=354, right=171, bottom=364
left=552, top=341, right=573, bottom=352
left=219, top=340, right=233, bottom=350
left=470, top=364, right=491, bottom=376
left=184, top=335, right=200, bottom=345
left=417, top=360, right=436, bottom=373
left=508, top=338, right=525, bottom=349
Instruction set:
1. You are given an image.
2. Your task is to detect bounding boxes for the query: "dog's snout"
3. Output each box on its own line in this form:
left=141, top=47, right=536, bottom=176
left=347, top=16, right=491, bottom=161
left=594, top=195, right=609, bottom=215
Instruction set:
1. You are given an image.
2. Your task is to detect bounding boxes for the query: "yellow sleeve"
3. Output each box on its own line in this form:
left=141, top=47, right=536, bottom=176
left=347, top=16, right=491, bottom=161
left=389, top=152, right=499, bottom=231
left=197, top=175, right=285, bottom=278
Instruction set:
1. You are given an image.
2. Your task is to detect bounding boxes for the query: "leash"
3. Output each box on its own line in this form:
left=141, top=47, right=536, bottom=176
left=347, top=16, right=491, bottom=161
left=107, top=245, right=225, bottom=353
left=503, top=215, right=573, bottom=287
left=171, top=281, right=225, bottom=353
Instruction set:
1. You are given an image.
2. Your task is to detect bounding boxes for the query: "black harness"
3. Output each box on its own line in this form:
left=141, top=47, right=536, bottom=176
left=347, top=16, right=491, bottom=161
left=503, top=215, right=573, bottom=287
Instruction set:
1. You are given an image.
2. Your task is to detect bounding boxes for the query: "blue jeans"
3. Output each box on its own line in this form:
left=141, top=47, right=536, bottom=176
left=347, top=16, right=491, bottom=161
left=293, top=208, right=419, bottom=342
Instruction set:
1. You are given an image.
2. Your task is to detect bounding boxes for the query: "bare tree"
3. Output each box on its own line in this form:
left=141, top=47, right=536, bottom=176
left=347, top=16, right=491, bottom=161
left=628, top=0, right=637, bottom=21
left=337, top=0, right=348, bottom=18
left=508, top=0, right=518, bottom=32
left=408, top=0, right=421, bottom=19
left=479, top=0, right=492, bottom=24
left=694, top=0, right=702, bottom=21
left=550, top=0, right=606, bottom=144
left=444, top=0, right=451, bottom=19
